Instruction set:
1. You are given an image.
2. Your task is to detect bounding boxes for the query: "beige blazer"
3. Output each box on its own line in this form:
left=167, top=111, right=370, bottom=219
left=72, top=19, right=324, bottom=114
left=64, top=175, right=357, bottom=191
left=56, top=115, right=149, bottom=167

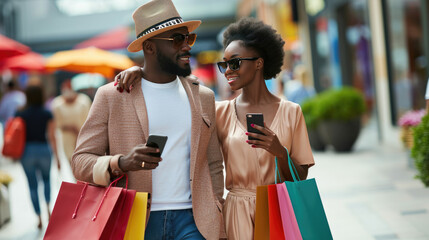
left=71, top=76, right=225, bottom=239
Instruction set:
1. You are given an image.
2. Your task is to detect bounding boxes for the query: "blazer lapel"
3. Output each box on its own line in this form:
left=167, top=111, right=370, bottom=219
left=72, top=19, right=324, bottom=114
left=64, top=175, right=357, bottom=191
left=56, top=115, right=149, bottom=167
left=131, top=80, right=149, bottom=142
left=180, top=77, right=201, bottom=179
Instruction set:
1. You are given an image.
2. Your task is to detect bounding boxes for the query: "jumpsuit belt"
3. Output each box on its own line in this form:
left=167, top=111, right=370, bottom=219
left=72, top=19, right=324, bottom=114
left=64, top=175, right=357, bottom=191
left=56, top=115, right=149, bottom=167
left=228, top=188, right=256, bottom=197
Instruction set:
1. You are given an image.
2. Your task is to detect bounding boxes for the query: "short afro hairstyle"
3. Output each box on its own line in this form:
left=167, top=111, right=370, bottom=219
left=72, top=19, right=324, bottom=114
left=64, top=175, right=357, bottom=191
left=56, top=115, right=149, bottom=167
left=222, top=17, right=285, bottom=80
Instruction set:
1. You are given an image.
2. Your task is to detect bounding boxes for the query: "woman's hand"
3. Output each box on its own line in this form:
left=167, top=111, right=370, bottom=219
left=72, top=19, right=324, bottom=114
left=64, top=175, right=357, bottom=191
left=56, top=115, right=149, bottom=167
left=247, top=123, right=309, bottom=180
left=114, top=66, right=143, bottom=93
left=245, top=123, right=286, bottom=157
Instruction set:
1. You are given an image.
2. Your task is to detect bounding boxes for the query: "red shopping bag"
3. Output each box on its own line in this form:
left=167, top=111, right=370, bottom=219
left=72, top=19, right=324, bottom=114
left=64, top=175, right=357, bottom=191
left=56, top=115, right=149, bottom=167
left=2, top=117, right=25, bottom=159
left=44, top=175, right=135, bottom=240
left=101, top=188, right=136, bottom=240
left=267, top=185, right=285, bottom=240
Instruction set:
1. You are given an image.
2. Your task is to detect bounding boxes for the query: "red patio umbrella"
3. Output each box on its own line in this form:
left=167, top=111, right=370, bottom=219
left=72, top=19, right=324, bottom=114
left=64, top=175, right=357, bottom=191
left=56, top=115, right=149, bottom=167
left=74, top=26, right=133, bottom=50
left=0, top=34, right=30, bottom=60
left=0, top=51, right=45, bottom=72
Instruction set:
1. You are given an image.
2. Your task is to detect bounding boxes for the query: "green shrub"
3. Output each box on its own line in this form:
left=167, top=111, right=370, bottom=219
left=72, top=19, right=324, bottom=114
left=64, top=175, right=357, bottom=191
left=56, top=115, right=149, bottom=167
left=301, top=96, right=319, bottom=130
left=314, top=87, right=366, bottom=121
left=411, top=114, right=429, bottom=187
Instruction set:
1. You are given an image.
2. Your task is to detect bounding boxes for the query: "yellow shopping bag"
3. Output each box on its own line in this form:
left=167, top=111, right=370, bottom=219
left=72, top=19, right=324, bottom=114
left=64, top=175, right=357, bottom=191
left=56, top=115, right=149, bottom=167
left=124, top=192, right=148, bottom=240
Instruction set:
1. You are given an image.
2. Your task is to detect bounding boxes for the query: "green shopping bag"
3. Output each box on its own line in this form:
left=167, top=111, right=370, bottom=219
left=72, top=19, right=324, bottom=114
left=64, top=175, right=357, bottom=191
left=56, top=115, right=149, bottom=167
left=279, top=149, right=333, bottom=240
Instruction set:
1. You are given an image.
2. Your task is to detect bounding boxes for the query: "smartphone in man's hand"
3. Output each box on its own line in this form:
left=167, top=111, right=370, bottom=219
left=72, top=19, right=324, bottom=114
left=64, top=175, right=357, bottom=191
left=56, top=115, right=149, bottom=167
left=146, top=135, right=168, bottom=157
left=246, top=113, right=264, bottom=140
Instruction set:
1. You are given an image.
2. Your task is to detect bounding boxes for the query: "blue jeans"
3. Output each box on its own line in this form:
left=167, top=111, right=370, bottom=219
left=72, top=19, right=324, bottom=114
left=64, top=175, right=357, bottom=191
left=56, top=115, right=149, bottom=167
left=20, top=142, right=52, bottom=215
left=145, top=209, right=205, bottom=240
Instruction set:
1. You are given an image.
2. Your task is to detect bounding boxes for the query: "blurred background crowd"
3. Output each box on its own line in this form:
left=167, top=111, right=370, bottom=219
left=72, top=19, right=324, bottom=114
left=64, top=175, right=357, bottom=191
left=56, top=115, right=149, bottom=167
left=0, top=0, right=427, bottom=139
left=0, top=0, right=429, bottom=239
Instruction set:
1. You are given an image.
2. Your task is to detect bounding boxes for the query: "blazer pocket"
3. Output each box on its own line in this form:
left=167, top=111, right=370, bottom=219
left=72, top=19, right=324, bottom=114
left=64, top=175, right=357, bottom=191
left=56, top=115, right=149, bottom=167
left=202, top=114, right=211, bottom=128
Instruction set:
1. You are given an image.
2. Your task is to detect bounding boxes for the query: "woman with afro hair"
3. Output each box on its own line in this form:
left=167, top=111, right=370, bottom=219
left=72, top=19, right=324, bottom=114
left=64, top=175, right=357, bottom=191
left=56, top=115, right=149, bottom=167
left=215, top=17, right=314, bottom=239
left=114, top=17, right=315, bottom=239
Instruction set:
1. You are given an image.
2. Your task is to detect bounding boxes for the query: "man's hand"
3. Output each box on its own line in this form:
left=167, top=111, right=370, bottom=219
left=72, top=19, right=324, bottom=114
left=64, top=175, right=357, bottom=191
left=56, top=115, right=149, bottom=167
left=56, top=156, right=61, bottom=171
left=118, top=144, right=162, bottom=171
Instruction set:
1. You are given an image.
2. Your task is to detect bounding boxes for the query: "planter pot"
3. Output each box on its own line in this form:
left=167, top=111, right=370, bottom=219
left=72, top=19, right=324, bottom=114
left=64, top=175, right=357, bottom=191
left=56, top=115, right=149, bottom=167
left=400, top=126, right=414, bottom=149
left=318, top=117, right=361, bottom=152
left=307, top=128, right=326, bottom=151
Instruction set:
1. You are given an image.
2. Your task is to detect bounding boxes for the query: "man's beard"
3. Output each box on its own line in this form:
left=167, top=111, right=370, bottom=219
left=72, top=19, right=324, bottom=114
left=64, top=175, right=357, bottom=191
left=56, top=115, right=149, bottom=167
left=157, top=51, right=191, bottom=77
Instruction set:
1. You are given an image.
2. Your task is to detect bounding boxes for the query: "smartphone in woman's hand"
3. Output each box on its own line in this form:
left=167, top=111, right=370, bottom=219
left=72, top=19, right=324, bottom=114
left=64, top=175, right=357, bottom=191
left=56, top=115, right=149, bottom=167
left=246, top=113, right=264, bottom=140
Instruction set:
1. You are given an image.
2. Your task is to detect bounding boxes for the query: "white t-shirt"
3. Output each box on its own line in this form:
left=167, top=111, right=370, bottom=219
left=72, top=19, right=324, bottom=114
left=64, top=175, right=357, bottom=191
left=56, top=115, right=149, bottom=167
left=141, top=77, right=192, bottom=211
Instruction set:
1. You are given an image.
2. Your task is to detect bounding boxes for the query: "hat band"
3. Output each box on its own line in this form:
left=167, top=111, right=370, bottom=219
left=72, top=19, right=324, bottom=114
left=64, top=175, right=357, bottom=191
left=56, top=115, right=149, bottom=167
left=137, top=17, right=184, bottom=39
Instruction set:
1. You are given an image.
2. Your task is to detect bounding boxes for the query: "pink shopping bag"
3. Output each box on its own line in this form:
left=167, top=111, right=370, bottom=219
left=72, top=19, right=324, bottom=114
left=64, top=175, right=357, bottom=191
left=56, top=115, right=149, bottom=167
left=276, top=183, right=302, bottom=240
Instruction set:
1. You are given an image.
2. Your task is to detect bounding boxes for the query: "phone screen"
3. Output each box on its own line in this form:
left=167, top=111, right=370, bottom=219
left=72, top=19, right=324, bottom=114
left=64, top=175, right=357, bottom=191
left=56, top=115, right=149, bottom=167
left=146, top=135, right=168, bottom=157
left=246, top=113, right=264, bottom=140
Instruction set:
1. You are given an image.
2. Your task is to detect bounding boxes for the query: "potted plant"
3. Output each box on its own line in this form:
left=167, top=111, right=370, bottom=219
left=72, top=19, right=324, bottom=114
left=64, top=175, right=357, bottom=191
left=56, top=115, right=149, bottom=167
left=411, top=114, right=429, bottom=187
left=398, top=109, right=425, bottom=149
left=314, top=87, right=366, bottom=152
left=301, top=96, right=326, bottom=151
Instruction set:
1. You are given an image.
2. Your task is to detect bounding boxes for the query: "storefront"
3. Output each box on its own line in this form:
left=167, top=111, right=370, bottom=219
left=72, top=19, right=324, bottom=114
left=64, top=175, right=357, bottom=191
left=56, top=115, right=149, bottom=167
left=307, top=0, right=376, bottom=116
left=305, top=0, right=429, bottom=128
left=384, top=0, right=429, bottom=122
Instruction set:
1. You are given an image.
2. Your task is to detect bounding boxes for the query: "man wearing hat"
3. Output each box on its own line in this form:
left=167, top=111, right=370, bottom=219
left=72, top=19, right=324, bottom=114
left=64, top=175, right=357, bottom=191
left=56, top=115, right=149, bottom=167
left=72, top=0, right=225, bottom=239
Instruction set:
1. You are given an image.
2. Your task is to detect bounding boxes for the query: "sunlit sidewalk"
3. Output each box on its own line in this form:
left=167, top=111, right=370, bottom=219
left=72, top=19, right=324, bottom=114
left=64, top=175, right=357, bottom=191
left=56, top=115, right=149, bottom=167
left=311, top=121, right=429, bottom=240
left=0, top=131, right=75, bottom=240
left=0, top=120, right=428, bottom=239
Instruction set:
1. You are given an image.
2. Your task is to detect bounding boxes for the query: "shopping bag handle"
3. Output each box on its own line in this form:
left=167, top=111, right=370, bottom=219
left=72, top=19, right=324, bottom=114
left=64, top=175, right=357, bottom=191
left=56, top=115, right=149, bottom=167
left=111, top=173, right=129, bottom=189
left=72, top=174, right=128, bottom=220
left=275, top=147, right=301, bottom=183
left=92, top=174, right=128, bottom=221
left=72, top=183, right=88, bottom=219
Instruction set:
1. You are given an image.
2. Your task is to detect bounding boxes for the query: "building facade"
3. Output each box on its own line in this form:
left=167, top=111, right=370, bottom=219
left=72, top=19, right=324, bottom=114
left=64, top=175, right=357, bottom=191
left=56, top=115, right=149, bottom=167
left=299, top=0, right=429, bottom=141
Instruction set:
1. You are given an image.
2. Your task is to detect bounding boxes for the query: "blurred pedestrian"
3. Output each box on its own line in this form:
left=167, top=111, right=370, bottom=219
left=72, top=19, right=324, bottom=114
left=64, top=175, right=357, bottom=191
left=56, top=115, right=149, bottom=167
left=15, top=85, right=60, bottom=229
left=51, top=79, right=91, bottom=164
left=283, top=64, right=315, bottom=105
left=115, top=17, right=315, bottom=240
left=72, top=0, right=225, bottom=239
left=0, top=79, right=26, bottom=129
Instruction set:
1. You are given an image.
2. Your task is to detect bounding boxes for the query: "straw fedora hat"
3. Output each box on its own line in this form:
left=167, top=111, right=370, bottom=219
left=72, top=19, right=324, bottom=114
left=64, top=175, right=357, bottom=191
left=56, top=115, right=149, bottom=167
left=127, top=0, right=201, bottom=52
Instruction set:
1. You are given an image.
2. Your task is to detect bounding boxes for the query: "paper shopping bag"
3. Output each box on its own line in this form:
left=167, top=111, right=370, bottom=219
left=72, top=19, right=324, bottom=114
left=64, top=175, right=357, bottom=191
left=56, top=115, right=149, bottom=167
left=2, top=117, right=25, bottom=159
left=282, top=149, right=333, bottom=240
left=267, top=184, right=285, bottom=240
left=254, top=186, right=270, bottom=240
left=44, top=175, right=130, bottom=240
left=124, top=192, right=149, bottom=240
left=102, top=188, right=136, bottom=240
left=276, top=183, right=302, bottom=240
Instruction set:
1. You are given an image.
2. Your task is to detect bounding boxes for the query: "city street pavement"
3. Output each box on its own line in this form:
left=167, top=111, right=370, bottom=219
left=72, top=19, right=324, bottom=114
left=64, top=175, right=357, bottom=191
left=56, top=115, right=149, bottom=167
left=309, top=120, right=429, bottom=240
left=0, top=119, right=428, bottom=240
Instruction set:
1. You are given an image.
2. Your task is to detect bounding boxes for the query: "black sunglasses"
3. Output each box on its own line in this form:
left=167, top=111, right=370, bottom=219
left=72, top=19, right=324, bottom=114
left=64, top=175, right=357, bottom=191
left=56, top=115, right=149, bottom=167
left=151, top=33, right=197, bottom=48
left=217, top=57, right=259, bottom=73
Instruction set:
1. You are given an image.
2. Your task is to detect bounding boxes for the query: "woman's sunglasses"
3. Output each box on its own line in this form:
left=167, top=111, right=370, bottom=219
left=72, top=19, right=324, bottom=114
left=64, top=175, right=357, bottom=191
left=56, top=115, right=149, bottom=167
left=217, top=57, right=259, bottom=74
left=151, top=33, right=197, bottom=48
